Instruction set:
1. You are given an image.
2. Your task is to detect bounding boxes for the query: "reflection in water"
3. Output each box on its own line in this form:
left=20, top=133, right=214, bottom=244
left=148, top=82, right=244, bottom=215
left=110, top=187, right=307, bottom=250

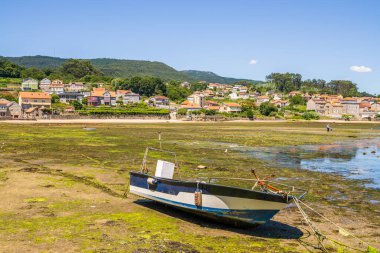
left=230, top=138, right=380, bottom=189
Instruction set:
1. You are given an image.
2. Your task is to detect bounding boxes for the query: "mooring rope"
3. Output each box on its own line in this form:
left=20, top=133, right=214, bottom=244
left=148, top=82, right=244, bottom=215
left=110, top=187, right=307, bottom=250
left=294, top=197, right=376, bottom=252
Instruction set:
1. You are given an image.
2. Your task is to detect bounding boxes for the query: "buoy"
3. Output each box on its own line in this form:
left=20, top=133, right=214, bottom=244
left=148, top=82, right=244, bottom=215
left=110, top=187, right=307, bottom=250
left=147, top=178, right=157, bottom=185
left=195, top=191, right=202, bottom=207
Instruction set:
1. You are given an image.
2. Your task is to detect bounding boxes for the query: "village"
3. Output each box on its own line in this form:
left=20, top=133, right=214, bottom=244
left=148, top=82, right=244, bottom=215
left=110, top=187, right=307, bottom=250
left=0, top=77, right=379, bottom=120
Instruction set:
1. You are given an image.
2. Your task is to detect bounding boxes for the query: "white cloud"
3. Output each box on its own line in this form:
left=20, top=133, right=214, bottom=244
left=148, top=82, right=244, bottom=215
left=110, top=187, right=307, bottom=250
left=249, top=59, right=257, bottom=65
left=350, top=65, right=372, bottom=73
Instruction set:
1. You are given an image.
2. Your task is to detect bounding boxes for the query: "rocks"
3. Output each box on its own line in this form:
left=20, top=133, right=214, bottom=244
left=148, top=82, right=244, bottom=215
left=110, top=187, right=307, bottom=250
left=197, top=165, right=207, bottom=169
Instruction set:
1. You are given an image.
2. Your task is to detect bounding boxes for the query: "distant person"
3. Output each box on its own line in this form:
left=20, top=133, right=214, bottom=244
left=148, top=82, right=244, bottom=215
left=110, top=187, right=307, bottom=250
left=326, top=124, right=332, bottom=132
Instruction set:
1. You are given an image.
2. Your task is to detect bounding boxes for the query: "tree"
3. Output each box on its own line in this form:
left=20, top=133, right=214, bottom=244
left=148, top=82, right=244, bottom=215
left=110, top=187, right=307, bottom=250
left=259, top=102, right=278, bottom=116
left=302, top=111, right=320, bottom=120
left=266, top=72, right=302, bottom=93
left=240, top=100, right=257, bottom=112
left=289, top=94, right=305, bottom=105
left=0, top=59, right=24, bottom=78
left=51, top=94, right=60, bottom=104
left=71, top=100, right=83, bottom=110
left=60, top=59, right=103, bottom=79
left=21, top=67, right=45, bottom=80
left=166, top=84, right=191, bottom=101
left=246, top=109, right=254, bottom=119
left=190, top=82, right=208, bottom=91
left=0, top=93, right=17, bottom=102
left=127, top=76, right=167, bottom=97
left=81, top=97, right=88, bottom=106
left=302, top=79, right=327, bottom=92
left=327, top=80, right=358, bottom=97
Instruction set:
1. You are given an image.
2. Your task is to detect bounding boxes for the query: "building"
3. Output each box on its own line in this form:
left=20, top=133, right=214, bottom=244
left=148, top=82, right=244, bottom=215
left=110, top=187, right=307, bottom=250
left=256, top=95, right=270, bottom=105
left=288, top=91, right=302, bottom=97
left=307, top=99, right=327, bottom=114
left=324, top=102, right=344, bottom=118
left=187, top=92, right=204, bottom=107
left=87, top=88, right=116, bottom=106
left=67, top=82, right=85, bottom=92
left=341, top=98, right=360, bottom=118
left=228, top=92, right=239, bottom=100
left=39, top=78, right=51, bottom=91
left=0, top=99, right=21, bottom=118
left=179, top=101, right=202, bottom=111
left=150, top=96, right=169, bottom=107
left=203, top=101, right=220, bottom=111
left=49, top=83, right=65, bottom=94
left=18, top=92, right=52, bottom=110
left=58, top=92, right=84, bottom=104
left=21, top=78, right=39, bottom=91
left=116, top=90, right=140, bottom=104
left=219, top=102, right=242, bottom=113
left=272, top=100, right=289, bottom=108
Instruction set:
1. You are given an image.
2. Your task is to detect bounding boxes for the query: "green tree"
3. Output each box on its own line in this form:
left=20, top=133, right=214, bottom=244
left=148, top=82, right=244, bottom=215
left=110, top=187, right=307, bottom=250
left=82, top=97, right=88, bottom=106
left=266, top=72, right=302, bottom=93
left=0, top=59, right=24, bottom=78
left=51, top=94, right=60, bottom=104
left=259, top=102, right=278, bottom=116
left=190, top=82, right=208, bottom=91
left=289, top=94, right=305, bottom=105
left=166, top=84, right=191, bottom=101
left=302, top=79, right=327, bottom=92
left=246, top=109, right=254, bottom=119
left=61, top=59, right=103, bottom=79
left=21, top=67, right=45, bottom=80
left=326, top=80, right=358, bottom=97
left=240, top=100, right=257, bottom=112
left=302, top=111, right=320, bottom=120
left=0, top=93, right=17, bottom=102
left=71, top=100, right=83, bottom=110
left=127, top=76, right=167, bottom=97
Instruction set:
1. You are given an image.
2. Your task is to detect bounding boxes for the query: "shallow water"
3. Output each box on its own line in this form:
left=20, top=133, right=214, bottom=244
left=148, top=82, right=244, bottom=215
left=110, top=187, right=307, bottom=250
left=228, top=138, right=380, bottom=188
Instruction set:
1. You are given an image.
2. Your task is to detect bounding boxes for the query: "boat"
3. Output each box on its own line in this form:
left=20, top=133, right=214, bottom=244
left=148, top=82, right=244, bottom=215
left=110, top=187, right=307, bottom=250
left=129, top=147, right=306, bottom=227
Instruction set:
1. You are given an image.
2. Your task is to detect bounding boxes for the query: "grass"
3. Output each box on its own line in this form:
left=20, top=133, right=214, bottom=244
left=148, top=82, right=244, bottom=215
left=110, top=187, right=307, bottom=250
left=0, top=121, right=379, bottom=252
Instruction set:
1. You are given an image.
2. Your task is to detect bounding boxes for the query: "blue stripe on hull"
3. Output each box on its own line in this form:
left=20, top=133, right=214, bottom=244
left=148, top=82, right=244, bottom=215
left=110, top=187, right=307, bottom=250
left=142, top=193, right=279, bottom=224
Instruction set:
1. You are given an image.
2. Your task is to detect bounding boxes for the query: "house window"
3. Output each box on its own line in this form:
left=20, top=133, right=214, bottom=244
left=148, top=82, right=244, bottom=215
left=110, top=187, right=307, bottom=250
left=34, top=100, right=37, bottom=103
left=42, top=100, right=45, bottom=103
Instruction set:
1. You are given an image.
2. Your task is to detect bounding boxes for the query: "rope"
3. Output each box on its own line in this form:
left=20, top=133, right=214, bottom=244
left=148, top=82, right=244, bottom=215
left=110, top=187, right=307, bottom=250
left=297, top=199, right=370, bottom=248
left=293, top=197, right=328, bottom=252
left=294, top=197, right=376, bottom=253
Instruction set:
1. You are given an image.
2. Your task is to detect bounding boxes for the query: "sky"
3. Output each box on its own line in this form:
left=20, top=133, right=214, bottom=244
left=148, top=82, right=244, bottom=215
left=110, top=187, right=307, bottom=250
left=1, top=0, right=379, bottom=94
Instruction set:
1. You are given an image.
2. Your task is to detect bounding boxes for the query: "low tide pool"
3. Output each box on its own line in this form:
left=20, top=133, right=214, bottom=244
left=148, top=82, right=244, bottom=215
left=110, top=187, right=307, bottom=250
left=228, top=138, right=380, bottom=188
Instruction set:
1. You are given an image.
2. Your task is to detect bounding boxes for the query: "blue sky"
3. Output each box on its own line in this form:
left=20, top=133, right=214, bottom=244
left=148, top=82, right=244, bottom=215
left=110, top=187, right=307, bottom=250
left=1, top=0, right=379, bottom=93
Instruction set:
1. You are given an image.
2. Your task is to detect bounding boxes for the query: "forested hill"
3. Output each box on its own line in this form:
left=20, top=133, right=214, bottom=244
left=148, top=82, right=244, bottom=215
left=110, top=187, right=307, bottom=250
left=3, top=56, right=191, bottom=80
left=3, top=55, right=261, bottom=83
left=181, top=70, right=262, bottom=84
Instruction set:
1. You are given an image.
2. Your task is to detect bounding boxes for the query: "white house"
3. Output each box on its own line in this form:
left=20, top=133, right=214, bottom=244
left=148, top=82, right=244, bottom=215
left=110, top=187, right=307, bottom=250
left=219, top=102, right=242, bottom=113
left=116, top=90, right=140, bottom=104
left=39, top=78, right=51, bottom=91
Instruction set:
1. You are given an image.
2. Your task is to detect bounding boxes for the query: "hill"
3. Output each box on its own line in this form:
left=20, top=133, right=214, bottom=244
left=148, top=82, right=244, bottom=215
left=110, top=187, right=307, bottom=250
left=3, top=55, right=262, bottom=83
left=90, top=58, right=190, bottom=80
left=180, top=70, right=262, bottom=84
left=4, top=55, right=66, bottom=69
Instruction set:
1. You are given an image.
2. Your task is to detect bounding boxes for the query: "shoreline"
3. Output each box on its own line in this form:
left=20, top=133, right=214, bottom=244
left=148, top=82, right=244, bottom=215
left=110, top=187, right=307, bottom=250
left=1, top=118, right=379, bottom=124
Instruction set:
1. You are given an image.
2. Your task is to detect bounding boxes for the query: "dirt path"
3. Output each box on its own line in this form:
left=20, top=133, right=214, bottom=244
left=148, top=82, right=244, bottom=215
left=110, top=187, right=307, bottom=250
left=1, top=118, right=379, bottom=124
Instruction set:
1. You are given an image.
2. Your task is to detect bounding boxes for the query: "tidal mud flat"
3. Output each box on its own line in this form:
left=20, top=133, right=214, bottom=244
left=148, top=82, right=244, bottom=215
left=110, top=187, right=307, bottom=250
left=0, top=122, right=379, bottom=252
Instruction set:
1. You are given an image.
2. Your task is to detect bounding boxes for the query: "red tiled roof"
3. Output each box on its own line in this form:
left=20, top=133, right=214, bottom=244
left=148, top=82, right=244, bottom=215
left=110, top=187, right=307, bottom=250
left=224, top=102, right=241, bottom=107
left=19, top=92, right=51, bottom=99
left=117, top=89, right=132, bottom=95
left=359, top=102, right=371, bottom=108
